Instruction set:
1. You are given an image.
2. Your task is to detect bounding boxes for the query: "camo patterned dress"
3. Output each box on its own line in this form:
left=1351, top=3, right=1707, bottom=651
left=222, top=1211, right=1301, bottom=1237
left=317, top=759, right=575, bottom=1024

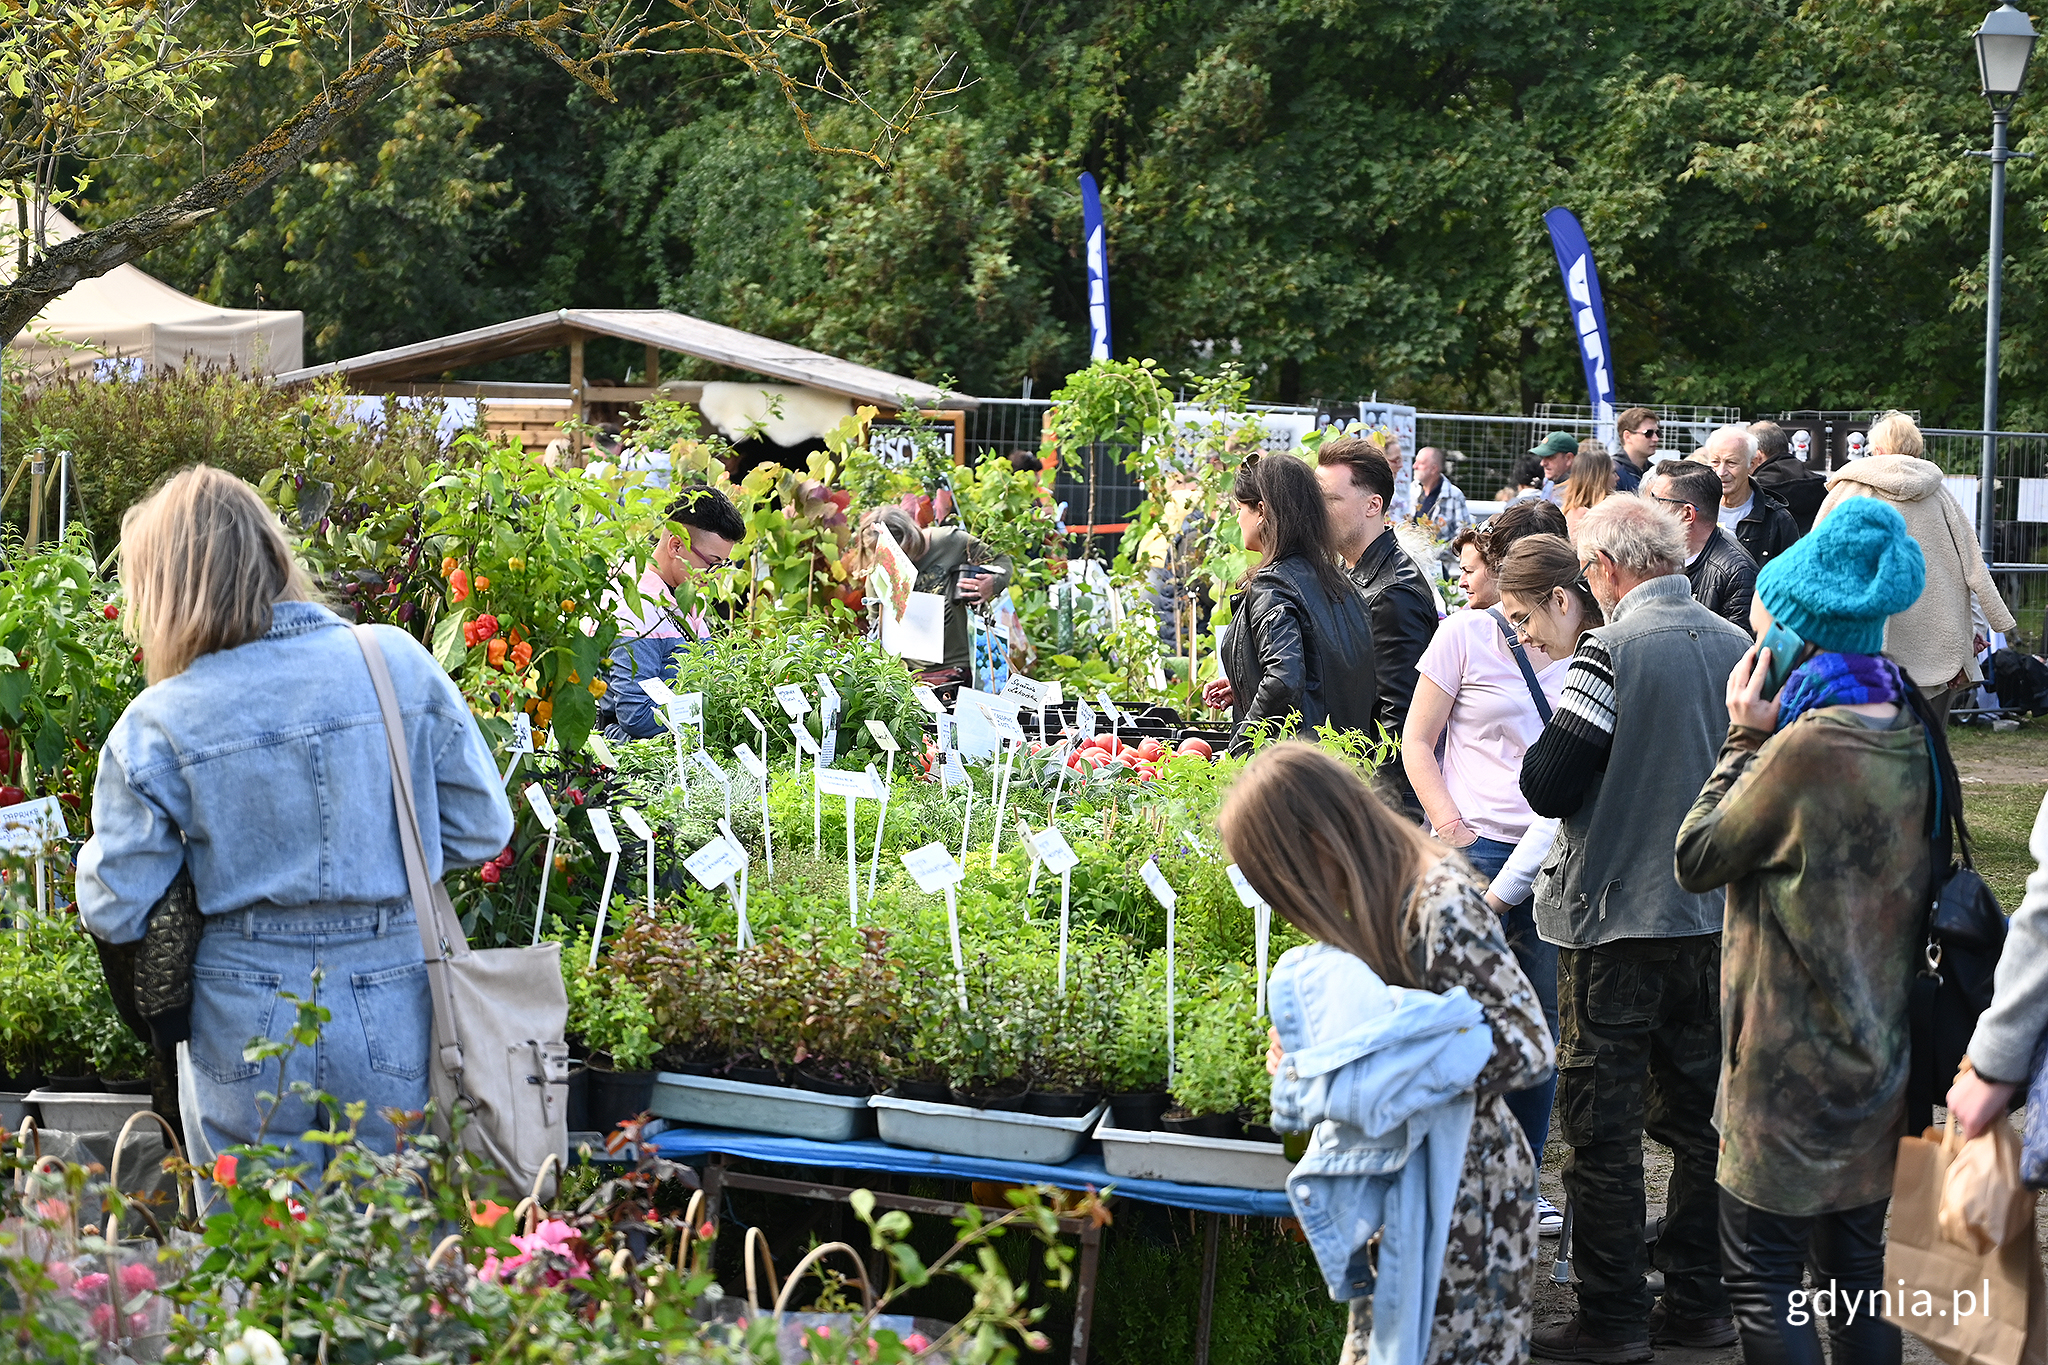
left=1337, top=858, right=1556, bottom=1365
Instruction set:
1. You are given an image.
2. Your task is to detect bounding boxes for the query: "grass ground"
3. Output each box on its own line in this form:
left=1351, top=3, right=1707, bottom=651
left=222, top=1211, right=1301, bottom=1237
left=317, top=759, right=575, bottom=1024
left=1947, top=719, right=2048, bottom=905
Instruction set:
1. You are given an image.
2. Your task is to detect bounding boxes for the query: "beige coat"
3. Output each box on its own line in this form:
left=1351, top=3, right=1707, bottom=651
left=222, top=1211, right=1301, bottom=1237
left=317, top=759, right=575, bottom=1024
left=1816, top=456, right=2016, bottom=688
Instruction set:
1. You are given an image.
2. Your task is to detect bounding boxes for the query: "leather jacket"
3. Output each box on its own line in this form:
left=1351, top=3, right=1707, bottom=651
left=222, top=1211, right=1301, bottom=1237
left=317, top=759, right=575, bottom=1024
left=1221, top=554, right=1379, bottom=753
left=1731, top=482, right=1800, bottom=573
left=1684, top=527, right=1758, bottom=635
left=1347, top=528, right=1438, bottom=737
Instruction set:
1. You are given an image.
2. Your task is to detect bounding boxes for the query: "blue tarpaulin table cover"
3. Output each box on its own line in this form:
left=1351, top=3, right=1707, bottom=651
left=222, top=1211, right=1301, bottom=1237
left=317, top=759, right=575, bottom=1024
left=651, top=1126, right=1295, bottom=1218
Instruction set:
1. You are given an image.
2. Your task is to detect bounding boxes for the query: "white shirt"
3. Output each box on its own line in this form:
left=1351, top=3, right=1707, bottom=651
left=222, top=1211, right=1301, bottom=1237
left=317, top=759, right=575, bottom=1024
left=1718, top=491, right=1753, bottom=536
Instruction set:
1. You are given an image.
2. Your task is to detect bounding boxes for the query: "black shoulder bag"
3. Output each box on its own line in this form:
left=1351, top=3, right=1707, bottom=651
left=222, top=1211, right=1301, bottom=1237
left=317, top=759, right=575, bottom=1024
left=1904, top=689, right=2009, bottom=1129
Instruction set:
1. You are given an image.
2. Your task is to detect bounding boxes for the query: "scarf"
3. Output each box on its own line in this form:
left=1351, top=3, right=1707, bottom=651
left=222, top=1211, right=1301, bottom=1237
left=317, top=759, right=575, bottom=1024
left=1775, top=651, right=1906, bottom=731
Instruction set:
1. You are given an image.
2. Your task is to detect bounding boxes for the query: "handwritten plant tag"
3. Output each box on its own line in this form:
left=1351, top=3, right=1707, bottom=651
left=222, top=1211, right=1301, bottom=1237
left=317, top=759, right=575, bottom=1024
left=587, top=808, right=622, bottom=855
left=1140, top=857, right=1177, bottom=909
left=1074, top=699, right=1096, bottom=742
left=1002, top=675, right=1046, bottom=708
left=0, top=796, right=65, bottom=855
left=522, top=782, right=558, bottom=831
left=684, top=836, right=744, bottom=889
left=1097, top=691, right=1121, bottom=727
left=901, top=842, right=966, bottom=893
left=639, top=677, right=678, bottom=710
left=773, top=684, right=811, bottom=719
left=789, top=723, right=821, bottom=757
left=912, top=684, right=945, bottom=715
left=815, top=673, right=842, bottom=717
left=865, top=719, right=901, bottom=753
left=817, top=768, right=881, bottom=800
left=734, top=743, right=769, bottom=781
left=1028, top=827, right=1080, bottom=875
left=1226, top=863, right=1268, bottom=910
left=741, top=706, right=769, bottom=737
left=617, top=807, right=653, bottom=842
left=690, top=750, right=731, bottom=787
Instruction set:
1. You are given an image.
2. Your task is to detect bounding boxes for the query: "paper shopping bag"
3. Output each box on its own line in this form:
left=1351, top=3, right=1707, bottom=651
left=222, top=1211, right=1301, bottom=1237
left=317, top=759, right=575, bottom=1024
left=1883, top=1121, right=2043, bottom=1365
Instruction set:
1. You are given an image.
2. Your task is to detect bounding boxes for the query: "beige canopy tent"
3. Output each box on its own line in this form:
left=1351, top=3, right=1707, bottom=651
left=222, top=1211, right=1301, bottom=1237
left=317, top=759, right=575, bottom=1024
left=3, top=207, right=303, bottom=377
left=274, top=307, right=974, bottom=448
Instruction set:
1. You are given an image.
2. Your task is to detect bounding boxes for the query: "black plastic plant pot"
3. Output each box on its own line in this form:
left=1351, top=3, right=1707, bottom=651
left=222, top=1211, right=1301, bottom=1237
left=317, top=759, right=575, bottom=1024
left=585, top=1068, right=655, bottom=1131
left=723, top=1064, right=783, bottom=1088
left=101, top=1077, right=152, bottom=1095
left=44, top=1075, right=101, bottom=1094
left=1024, top=1090, right=1102, bottom=1118
left=1161, top=1110, right=1243, bottom=1140
left=565, top=1064, right=590, bottom=1134
left=1108, top=1092, right=1172, bottom=1131
left=1242, top=1123, right=1281, bottom=1145
left=952, top=1084, right=1031, bottom=1112
left=791, top=1068, right=869, bottom=1097
left=892, top=1079, right=952, bottom=1103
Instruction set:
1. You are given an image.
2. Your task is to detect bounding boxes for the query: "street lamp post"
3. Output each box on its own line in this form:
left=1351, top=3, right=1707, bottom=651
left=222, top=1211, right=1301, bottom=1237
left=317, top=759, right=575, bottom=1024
left=1973, top=2, right=2038, bottom=560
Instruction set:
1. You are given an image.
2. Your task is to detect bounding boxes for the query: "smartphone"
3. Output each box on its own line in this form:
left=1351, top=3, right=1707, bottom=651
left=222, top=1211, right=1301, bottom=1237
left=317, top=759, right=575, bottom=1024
left=1758, top=621, right=1807, bottom=699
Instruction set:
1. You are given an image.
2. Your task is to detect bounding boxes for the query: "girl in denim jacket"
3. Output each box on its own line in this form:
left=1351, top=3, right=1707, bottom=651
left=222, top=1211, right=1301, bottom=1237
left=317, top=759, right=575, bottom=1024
left=77, top=468, right=513, bottom=1171
left=1222, top=743, right=1552, bottom=1364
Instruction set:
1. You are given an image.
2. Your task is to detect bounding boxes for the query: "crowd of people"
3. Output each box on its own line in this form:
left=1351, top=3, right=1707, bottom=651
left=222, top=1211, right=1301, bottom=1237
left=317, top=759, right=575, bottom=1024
left=1214, top=415, right=2031, bottom=1364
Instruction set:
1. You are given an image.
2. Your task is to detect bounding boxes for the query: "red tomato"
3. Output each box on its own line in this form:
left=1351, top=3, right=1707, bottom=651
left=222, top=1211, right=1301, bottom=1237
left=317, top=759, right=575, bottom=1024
left=1136, top=737, right=1164, bottom=762
left=1136, top=765, right=1159, bottom=781
left=1115, top=751, right=1142, bottom=768
left=1088, top=734, right=1115, bottom=752
left=1177, top=737, right=1214, bottom=760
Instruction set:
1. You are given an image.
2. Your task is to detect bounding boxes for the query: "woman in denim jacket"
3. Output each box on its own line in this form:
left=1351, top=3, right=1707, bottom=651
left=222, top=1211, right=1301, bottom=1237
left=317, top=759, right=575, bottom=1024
left=1222, top=742, right=1552, bottom=1364
left=76, top=467, right=513, bottom=1170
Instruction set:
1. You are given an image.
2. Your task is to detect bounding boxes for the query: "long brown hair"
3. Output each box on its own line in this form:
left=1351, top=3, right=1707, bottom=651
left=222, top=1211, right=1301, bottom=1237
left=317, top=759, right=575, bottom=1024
left=120, top=465, right=313, bottom=683
left=1232, top=454, right=1351, bottom=602
left=1560, top=448, right=1617, bottom=515
left=1218, top=742, right=1437, bottom=988
left=1496, top=534, right=1603, bottom=634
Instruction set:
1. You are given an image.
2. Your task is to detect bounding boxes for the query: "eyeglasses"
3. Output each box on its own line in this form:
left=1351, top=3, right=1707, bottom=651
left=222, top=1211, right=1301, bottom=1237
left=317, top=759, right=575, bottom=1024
left=1636, top=427, right=1661, bottom=440
left=684, top=538, right=731, bottom=572
left=1649, top=495, right=1694, bottom=517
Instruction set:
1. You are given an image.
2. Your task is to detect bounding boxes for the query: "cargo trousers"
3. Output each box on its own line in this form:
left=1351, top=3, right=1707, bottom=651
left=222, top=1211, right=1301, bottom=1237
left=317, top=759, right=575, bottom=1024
left=1556, top=934, right=1727, bottom=1339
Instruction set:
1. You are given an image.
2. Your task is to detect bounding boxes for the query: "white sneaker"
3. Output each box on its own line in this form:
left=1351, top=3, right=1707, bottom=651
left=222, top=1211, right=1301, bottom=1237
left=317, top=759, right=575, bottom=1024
left=1537, top=1196, right=1564, bottom=1237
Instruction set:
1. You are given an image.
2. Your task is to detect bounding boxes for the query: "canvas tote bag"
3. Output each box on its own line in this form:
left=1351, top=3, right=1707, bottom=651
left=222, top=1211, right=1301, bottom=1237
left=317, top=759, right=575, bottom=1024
left=1883, top=1113, right=2045, bottom=1365
left=354, top=626, right=569, bottom=1195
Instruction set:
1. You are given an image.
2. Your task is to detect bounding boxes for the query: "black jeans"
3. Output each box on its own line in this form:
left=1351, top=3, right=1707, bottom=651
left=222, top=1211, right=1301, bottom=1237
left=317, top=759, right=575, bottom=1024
left=1556, top=935, right=1725, bottom=1338
left=1719, top=1189, right=1900, bottom=1365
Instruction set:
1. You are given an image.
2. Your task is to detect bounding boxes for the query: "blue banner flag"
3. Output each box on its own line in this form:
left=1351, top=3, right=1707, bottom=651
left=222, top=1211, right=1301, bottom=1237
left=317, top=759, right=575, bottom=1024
left=1542, top=207, right=1617, bottom=450
left=1079, top=173, right=1111, bottom=361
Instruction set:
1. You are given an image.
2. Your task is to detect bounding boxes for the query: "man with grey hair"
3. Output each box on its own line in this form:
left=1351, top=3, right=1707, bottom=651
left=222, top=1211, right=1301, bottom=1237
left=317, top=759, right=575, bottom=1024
left=1748, top=419, right=1826, bottom=534
left=1647, top=458, right=1758, bottom=633
left=1700, top=425, right=1798, bottom=572
left=1393, top=445, right=1470, bottom=536
left=1523, top=494, right=1752, bottom=1363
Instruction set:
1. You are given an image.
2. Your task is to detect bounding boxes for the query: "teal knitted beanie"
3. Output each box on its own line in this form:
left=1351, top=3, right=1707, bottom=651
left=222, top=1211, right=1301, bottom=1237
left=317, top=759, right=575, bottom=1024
left=1755, top=497, right=1925, bottom=655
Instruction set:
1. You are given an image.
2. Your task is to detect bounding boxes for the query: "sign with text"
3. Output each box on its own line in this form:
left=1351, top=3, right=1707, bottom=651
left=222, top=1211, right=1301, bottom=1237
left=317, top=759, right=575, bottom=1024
left=901, top=842, right=966, bottom=893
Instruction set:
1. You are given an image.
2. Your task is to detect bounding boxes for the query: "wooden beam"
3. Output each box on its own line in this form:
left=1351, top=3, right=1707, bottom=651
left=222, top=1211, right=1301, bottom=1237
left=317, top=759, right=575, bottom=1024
left=567, top=331, right=586, bottom=458
left=645, top=345, right=660, bottom=389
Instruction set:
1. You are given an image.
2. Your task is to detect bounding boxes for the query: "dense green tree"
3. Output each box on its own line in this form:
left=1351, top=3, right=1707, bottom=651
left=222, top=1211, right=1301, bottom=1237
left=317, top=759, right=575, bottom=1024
left=72, top=0, right=2048, bottom=423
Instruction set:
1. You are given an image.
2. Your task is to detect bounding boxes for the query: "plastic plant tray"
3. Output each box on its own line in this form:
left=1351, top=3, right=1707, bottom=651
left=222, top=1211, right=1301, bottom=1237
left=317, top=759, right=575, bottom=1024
left=868, top=1094, right=1106, bottom=1165
left=1093, top=1118, right=1296, bottom=1190
left=23, top=1090, right=153, bottom=1134
left=650, top=1073, right=875, bottom=1142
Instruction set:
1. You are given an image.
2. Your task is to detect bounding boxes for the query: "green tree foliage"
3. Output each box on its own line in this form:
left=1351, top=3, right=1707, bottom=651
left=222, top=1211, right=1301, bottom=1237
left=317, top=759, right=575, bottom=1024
left=72, top=0, right=2048, bottom=422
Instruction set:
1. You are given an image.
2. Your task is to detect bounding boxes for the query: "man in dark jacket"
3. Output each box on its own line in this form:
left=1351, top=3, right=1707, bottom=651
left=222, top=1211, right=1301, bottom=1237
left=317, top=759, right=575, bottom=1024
left=1314, top=436, right=1437, bottom=739
left=1747, top=419, right=1827, bottom=535
left=1702, top=425, right=1799, bottom=572
left=1648, top=460, right=1758, bottom=635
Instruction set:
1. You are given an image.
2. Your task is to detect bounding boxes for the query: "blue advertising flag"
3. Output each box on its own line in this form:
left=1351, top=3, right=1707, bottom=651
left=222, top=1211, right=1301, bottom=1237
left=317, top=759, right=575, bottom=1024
left=1079, top=173, right=1111, bottom=361
left=1542, top=207, right=1618, bottom=450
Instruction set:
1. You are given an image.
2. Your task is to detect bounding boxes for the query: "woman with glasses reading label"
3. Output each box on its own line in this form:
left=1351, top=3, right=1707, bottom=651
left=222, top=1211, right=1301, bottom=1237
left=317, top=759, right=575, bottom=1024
left=1200, top=453, right=1378, bottom=753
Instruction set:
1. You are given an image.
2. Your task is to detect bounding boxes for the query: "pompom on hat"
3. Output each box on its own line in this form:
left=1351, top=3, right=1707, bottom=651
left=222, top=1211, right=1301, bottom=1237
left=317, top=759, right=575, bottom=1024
left=1754, top=496, right=1925, bottom=655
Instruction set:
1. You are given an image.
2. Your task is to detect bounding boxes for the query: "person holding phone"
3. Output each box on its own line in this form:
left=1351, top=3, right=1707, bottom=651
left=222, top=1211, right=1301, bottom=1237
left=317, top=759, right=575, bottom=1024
left=1674, top=496, right=1931, bottom=1365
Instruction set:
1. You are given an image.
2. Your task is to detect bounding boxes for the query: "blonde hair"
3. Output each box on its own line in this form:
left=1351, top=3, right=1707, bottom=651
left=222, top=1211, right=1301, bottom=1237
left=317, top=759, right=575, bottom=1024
left=1868, top=410, right=1924, bottom=458
left=1218, top=742, right=1437, bottom=989
left=1560, top=448, right=1617, bottom=515
left=120, top=466, right=312, bottom=683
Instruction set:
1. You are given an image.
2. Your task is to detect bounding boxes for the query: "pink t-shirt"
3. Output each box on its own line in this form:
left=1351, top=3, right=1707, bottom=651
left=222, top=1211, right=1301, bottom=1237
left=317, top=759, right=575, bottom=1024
left=1415, top=609, right=1569, bottom=843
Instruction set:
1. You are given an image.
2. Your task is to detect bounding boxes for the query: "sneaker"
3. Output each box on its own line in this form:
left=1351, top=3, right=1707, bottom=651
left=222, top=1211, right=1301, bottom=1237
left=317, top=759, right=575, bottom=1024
left=1529, top=1316, right=1653, bottom=1364
left=1648, top=1301, right=1739, bottom=1349
left=1537, top=1196, right=1564, bottom=1237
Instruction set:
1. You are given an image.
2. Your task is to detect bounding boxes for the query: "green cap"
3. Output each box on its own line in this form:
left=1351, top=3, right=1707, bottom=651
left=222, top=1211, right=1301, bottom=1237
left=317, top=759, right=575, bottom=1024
left=1530, top=432, right=1578, bottom=459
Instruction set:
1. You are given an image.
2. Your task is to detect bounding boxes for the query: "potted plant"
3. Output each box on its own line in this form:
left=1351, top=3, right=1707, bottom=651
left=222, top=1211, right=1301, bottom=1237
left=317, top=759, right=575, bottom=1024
left=1026, top=951, right=1115, bottom=1117
left=1164, top=993, right=1268, bottom=1141
left=1103, top=964, right=1171, bottom=1131
left=785, top=929, right=900, bottom=1096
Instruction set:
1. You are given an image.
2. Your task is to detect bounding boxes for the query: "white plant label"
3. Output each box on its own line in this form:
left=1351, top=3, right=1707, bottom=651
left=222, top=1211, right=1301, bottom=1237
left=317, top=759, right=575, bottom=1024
left=0, top=796, right=65, bottom=855
left=814, top=673, right=841, bottom=716
left=940, top=752, right=968, bottom=788
left=734, top=743, right=768, bottom=780
left=509, top=712, right=536, bottom=754
left=865, top=719, right=901, bottom=753
left=716, top=818, right=751, bottom=869
left=773, top=684, right=811, bottom=719
left=1074, top=700, right=1096, bottom=742
left=585, top=733, right=617, bottom=768
left=587, top=808, right=622, bottom=855
left=1040, top=681, right=1064, bottom=707
left=674, top=691, right=704, bottom=725
left=684, top=835, right=744, bottom=890
left=912, top=684, right=944, bottom=715
left=935, top=714, right=957, bottom=753
left=1140, top=857, right=1177, bottom=909
left=817, top=767, right=881, bottom=800
left=741, top=706, right=769, bottom=737
left=690, top=750, right=730, bottom=788
left=1226, top=863, right=1268, bottom=910
left=1181, top=829, right=1208, bottom=857
left=617, top=806, right=653, bottom=842
left=521, top=782, right=558, bottom=831
left=639, top=676, right=678, bottom=709
left=979, top=700, right=1027, bottom=744
left=1097, top=691, right=1121, bottom=727
left=789, top=722, right=820, bottom=756
left=1002, top=675, right=1045, bottom=708
left=1028, top=827, right=1080, bottom=875
left=901, top=842, right=966, bottom=894
left=819, top=726, right=838, bottom=768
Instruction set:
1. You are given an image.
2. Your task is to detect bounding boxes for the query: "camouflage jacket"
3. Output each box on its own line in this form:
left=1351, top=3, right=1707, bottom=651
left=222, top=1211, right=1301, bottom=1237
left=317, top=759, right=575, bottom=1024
left=1674, top=708, right=1932, bottom=1216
